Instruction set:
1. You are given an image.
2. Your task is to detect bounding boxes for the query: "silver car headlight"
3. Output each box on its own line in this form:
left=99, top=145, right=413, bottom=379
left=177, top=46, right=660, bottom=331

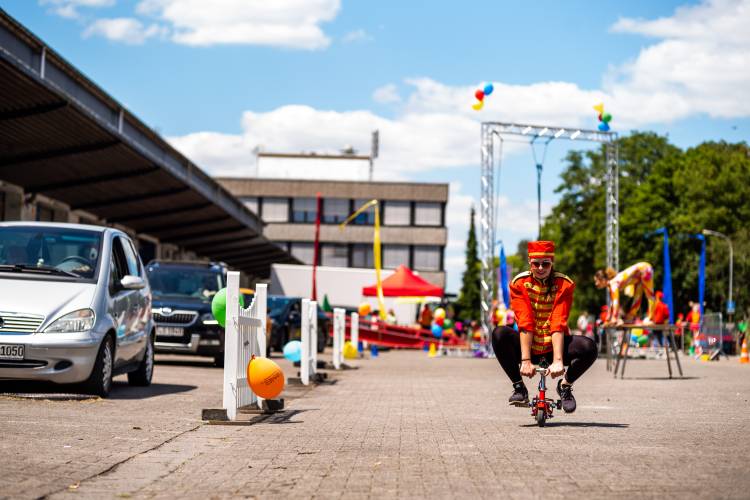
left=200, top=312, right=218, bottom=325
left=44, top=309, right=96, bottom=333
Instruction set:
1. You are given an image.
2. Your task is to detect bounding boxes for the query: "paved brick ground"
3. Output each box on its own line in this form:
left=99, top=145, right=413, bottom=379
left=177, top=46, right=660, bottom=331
left=2, top=349, right=750, bottom=499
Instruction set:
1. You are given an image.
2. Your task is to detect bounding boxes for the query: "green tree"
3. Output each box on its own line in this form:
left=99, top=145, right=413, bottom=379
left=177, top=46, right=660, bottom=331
left=457, top=207, right=481, bottom=322
left=543, top=133, right=750, bottom=321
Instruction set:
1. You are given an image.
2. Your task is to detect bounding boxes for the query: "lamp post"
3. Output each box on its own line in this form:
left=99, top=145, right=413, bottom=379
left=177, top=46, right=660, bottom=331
left=702, top=229, right=734, bottom=322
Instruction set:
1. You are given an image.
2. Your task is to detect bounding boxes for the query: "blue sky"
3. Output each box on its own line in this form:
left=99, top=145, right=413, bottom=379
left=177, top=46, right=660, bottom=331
left=3, top=0, right=748, bottom=293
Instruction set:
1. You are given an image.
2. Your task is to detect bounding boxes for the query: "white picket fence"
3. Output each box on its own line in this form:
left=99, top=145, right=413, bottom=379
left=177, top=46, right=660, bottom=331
left=222, top=272, right=267, bottom=421
left=300, top=299, right=318, bottom=385
left=350, top=312, right=359, bottom=351
left=333, top=308, right=345, bottom=369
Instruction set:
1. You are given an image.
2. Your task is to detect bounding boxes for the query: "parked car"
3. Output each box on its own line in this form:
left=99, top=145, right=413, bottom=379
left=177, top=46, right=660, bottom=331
left=267, top=296, right=329, bottom=353
left=145, top=260, right=229, bottom=365
left=0, top=222, right=154, bottom=397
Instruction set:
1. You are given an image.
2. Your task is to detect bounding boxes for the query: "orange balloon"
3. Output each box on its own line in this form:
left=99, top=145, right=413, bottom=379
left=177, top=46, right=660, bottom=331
left=358, top=302, right=371, bottom=316
left=247, top=356, right=285, bottom=399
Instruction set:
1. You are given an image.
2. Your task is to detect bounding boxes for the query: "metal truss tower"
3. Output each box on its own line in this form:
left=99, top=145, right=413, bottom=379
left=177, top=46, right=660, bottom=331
left=479, top=122, right=619, bottom=345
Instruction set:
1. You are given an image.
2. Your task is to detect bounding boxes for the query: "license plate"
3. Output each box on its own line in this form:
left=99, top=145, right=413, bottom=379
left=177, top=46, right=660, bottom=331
left=156, top=327, right=184, bottom=337
left=0, top=344, right=24, bottom=360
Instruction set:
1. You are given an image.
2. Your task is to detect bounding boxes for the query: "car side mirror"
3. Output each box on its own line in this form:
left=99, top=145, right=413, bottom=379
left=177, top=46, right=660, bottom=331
left=121, top=275, right=145, bottom=290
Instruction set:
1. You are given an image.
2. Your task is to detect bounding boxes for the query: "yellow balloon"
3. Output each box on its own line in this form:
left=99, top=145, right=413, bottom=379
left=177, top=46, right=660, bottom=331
left=593, top=103, right=604, bottom=113
left=434, top=308, right=446, bottom=320
left=472, top=100, right=484, bottom=111
left=247, top=356, right=285, bottom=399
left=343, top=341, right=358, bottom=359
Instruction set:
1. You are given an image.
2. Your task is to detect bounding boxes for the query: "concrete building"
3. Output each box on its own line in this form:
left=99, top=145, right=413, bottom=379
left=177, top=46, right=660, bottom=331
left=217, top=176, right=448, bottom=288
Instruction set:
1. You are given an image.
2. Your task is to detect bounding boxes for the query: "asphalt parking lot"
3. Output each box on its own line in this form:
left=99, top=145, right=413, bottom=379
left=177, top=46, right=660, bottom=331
left=1, top=350, right=750, bottom=499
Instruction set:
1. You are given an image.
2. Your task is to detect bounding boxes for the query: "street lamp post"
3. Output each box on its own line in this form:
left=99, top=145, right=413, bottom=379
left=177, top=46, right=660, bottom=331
left=702, top=229, right=734, bottom=322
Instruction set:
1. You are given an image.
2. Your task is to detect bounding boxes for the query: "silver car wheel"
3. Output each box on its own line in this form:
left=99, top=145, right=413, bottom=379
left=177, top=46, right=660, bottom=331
left=102, top=340, right=113, bottom=393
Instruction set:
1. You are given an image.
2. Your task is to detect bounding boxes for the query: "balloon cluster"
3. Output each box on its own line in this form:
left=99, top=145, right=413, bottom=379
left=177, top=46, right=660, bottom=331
left=472, top=83, right=494, bottom=111
left=593, top=103, right=613, bottom=132
left=430, top=307, right=455, bottom=338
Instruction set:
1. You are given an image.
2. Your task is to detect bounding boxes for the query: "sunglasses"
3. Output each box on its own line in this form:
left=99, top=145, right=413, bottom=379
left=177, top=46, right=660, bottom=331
left=530, top=260, right=552, bottom=268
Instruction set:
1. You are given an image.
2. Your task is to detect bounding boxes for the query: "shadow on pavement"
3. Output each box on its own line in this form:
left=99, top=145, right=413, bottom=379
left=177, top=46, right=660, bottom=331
left=521, top=421, right=629, bottom=428
left=109, top=381, right=197, bottom=399
left=250, top=408, right=315, bottom=425
left=622, top=376, right=699, bottom=381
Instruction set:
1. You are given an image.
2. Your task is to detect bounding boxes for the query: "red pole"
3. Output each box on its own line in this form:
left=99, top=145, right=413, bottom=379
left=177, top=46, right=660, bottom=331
left=312, top=192, right=321, bottom=301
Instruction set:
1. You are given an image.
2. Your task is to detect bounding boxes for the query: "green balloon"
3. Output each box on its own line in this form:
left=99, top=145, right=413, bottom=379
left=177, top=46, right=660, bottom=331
left=602, top=112, right=612, bottom=123
left=443, top=318, right=454, bottom=330
left=211, top=288, right=245, bottom=328
left=637, top=335, right=649, bottom=347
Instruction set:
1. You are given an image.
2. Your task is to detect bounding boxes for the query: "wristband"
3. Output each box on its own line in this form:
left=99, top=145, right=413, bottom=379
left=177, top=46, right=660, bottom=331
left=521, top=358, right=531, bottom=362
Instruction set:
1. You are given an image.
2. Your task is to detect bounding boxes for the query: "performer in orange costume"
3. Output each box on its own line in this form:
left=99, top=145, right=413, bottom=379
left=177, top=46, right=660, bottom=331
left=491, top=241, right=597, bottom=413
left=594, top=262, right=655, bottom=325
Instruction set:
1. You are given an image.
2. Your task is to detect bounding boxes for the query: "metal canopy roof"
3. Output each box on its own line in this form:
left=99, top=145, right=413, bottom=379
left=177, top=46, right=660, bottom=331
left=0, top=10, right=296, bottom=277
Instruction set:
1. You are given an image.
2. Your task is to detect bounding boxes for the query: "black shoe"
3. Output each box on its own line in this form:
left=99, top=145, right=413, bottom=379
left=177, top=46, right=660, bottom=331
left=508, top=381, right=529, bottom=406
left=557, top=379, right=576, bottom=413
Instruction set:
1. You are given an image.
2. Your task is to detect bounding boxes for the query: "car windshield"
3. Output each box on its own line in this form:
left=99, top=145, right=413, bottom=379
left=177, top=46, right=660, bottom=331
left=0, top=226, right=102, bottom=280
left=146, top=266, right=223, bottom=301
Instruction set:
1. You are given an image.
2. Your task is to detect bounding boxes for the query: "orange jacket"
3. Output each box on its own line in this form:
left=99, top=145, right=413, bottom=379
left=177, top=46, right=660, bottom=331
left=510, top=271, right=575, bottom=335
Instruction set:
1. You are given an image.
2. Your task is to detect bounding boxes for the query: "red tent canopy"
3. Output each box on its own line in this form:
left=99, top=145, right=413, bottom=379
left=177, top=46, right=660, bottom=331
left=362, top=265, right=444, bottom=297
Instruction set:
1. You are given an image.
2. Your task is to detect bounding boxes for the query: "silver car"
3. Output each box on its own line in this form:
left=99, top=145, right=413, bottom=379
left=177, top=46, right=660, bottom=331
left=0, top=222, right=154, bottom=397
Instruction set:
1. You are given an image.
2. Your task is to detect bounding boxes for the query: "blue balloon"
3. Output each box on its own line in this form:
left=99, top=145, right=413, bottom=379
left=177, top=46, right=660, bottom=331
left=431, top=323, right=443, bottom=338
left=483, top=83, right=494, bottom=96
left=283, top=340, right=302, bottom=362
left=598, top=122, right=610, bottom=132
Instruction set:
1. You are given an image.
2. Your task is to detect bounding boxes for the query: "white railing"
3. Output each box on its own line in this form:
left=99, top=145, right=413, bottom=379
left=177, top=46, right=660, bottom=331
left=223, top=272, right=267, bottom=421
left=333, top=308, right=345, bottom=369
left=351, top=312, right=359, bottom=352
left=300, top=299, right=318, bottom=385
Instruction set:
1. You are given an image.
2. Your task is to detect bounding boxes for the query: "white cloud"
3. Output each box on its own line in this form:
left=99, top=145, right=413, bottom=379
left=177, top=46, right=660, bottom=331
left=372, top=84, right=401, bottom=104
left=609, top=0, right=750, bottom=119
left=83, top=17, right=167, bottom=44
left=40, top=0, right=115, bottom=19
left=135, top=0, right=340, bottom=49
left=342, top=29, right=372, bottom=43
left=168, top=101, right=480, bottom=179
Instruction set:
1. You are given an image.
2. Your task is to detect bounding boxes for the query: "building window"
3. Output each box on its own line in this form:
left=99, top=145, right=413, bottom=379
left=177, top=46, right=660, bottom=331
left=383, top=201, right=410, bottom=226
left=321, top=244, right=348, bottom=267
left=414, top=202, right=441, bottom=226
left=292, top=197, right=318, bottom=223
left=352, top=199, right=376, bottom=225
left=36, top=204, right=54, bottom=222
left=351, top=244, right=374, bottom=268
left=383, top=244, right=409, bottom=269
left=241, top=197, right=259, bottom=215
left=413, top=246, right=441, bottom=271
left=262, top=197, right=289, bottom=222
left=290, top=242, right=315, bottom=265
left=323, top=198, right=350, bottom=224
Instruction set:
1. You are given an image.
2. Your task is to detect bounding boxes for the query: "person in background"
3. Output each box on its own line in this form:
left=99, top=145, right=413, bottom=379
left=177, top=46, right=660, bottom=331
left=577, top=311, right=589, bottom=335
left=419, top=304, right=433, bottom=330
left=386, top=309, right=397, bottom=325
left=649, top=291, right=671, bottom=347
left=594, top=262, right=656, bottom=325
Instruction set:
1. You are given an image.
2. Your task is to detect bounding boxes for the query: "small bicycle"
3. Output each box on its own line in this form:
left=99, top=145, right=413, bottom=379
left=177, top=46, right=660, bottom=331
left=529, top=358, right=562, bottom=427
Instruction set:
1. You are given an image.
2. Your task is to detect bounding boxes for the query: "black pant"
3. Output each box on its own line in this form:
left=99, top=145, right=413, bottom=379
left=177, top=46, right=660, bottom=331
left=491, top=326, right=597, bottom=384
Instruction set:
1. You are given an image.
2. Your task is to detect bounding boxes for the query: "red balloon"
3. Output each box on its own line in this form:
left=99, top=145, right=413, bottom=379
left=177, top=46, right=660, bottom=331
left=475, top=89, right=485, bottom=101
left=435, top=316, right=445, bottom=327
left=598, top=113, right=603, bottom=121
